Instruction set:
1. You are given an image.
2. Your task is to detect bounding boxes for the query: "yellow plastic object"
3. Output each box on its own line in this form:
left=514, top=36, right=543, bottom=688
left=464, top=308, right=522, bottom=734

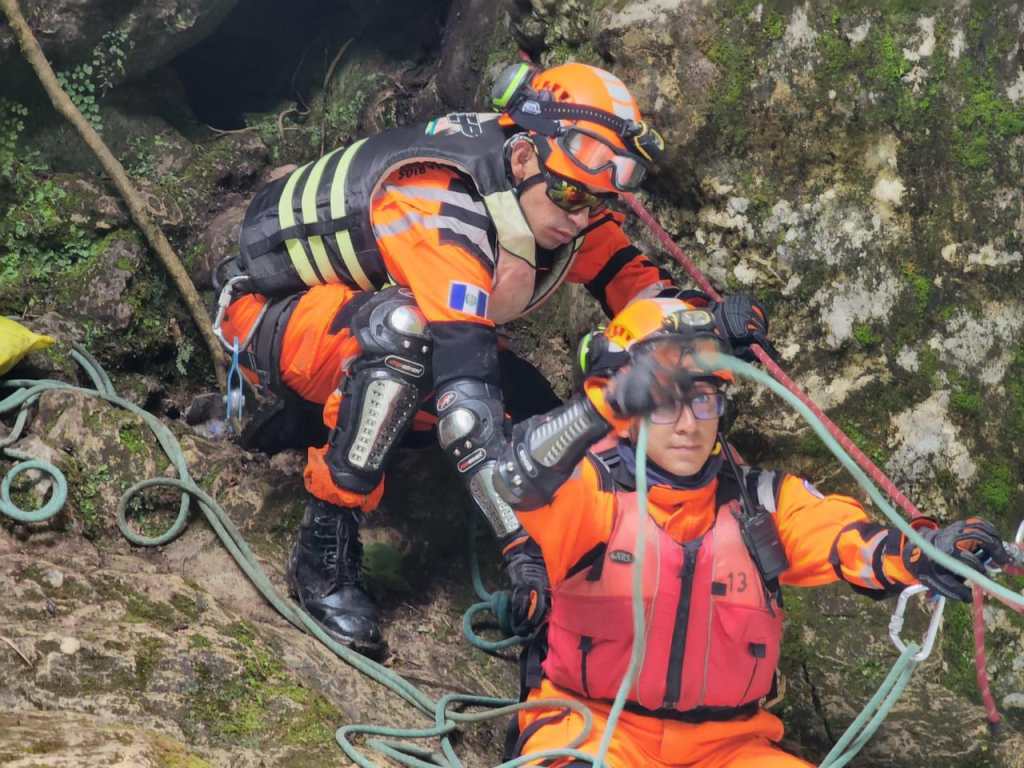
left=0, top=317, right=55, bottom=375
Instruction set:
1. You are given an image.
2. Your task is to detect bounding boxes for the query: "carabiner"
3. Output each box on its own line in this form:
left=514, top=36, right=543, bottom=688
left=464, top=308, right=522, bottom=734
left=212, top=276, right=264, bottom=352
left=1002, top=521, right=1024, bottom=570
left=889, top=585, right=945, bottom=662
left=224, top=338, right=245, bottom=429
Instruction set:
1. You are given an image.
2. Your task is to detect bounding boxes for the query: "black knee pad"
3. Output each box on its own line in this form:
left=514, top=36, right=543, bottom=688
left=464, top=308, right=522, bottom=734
left=325, top=288, right=432, bottom=493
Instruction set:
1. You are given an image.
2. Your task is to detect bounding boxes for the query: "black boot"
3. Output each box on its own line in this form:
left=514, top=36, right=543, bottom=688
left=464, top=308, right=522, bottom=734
left=287, top=499, right=384, bottom=655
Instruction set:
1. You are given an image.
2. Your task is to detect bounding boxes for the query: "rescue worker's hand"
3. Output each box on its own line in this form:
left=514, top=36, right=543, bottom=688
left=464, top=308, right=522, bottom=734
left=711, top=294, right=779, bottom=364
left=501, top=536, right=550, bottom=636
left=604, top=346, right=686, bottom=418
left=904, top=517, right=1010, bottom=602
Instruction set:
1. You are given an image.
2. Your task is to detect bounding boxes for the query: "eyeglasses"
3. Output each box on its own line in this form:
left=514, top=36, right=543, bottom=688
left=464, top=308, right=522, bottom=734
left=543, top=174, right=609, bottom=213
left=650, top=389, right=726, bottom=424
left=538, top=165, right=612, bottom=214
left=534, top=138, right=615, bottom=213
left=556, top=127, right=649, bottom=192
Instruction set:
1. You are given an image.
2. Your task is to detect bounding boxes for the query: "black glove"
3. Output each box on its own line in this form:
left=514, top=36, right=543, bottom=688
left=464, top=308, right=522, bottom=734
left=904, top=518, right=1010, bottom=602
left=501, top=536, right=550, bottom=636
left=604, top=343, right=693, bottom=418
left=711, top=294, right=779, bottom=364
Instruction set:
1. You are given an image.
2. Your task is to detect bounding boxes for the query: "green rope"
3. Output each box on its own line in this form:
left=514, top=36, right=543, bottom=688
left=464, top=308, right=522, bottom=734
left=5, top=345, right=1021, bottom=768
left=1, top=346, right=600, bottom=767
left=699, top=353, right=1024, bottom=612
left=593, top=418, right=650, bottom=768
left=461, top=515, right=527, bottom=652
left=818, top=644, right=920, bottom=768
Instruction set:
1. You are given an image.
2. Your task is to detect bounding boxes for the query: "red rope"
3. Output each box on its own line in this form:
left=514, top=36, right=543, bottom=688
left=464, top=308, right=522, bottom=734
left=622, top=192, right=931, bottom=514
left=972, top=584, right=1002, bottom=732
left=620, top=191, right=1024, bottom=728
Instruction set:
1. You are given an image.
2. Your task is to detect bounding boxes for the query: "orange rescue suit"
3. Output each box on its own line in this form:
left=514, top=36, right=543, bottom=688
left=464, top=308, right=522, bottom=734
left=220, top=164, right=673, bottom=511
left=514, top=445, right=918, bottom=767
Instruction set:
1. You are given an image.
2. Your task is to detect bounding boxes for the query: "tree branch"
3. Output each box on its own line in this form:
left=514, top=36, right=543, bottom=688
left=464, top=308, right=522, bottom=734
left=0, top=0, right=227, bottom=388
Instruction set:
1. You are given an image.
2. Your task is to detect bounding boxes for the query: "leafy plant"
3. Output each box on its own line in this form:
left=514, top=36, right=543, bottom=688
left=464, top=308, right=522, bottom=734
left=55, top=29, right=133, bottom=134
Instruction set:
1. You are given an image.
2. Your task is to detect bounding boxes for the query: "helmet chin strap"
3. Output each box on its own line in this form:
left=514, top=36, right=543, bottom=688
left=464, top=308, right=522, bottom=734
left=514, top=173, right=545, bottom=198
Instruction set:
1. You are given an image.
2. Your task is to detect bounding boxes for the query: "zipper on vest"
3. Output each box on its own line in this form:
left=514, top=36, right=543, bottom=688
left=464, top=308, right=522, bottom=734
left=579, top=636, right=594, bottom=698
left=662, top=540, right=702, bottom=708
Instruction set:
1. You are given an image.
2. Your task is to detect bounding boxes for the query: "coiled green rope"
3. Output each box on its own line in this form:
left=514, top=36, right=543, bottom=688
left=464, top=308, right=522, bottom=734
left=4, top=346, right=1021, bottom=767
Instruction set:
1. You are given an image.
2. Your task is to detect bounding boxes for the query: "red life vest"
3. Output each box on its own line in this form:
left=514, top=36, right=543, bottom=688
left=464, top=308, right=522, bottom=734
left=542, top=453, right=784, bottom=715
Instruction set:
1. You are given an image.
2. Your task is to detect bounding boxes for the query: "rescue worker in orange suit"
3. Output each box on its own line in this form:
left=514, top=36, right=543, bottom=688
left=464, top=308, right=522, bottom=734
left=486, top=297, right=1010, bottom=767
left=214, top=61, right=774, bottom=656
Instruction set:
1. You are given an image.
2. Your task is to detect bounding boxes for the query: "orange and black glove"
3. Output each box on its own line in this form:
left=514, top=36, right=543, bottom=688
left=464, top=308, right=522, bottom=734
left=501, top=535, right=550, bottom=636
left=903, top=517, right=1009, bottom=602
left=711, top=294, right=779, bottom=364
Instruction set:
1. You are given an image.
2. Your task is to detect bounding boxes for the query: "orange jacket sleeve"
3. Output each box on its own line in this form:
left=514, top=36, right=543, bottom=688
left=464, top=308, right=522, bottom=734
left=371, top=164, right=500, bottom=386
left=775, top=475, right=916, bottom=592
left=515, top=457, right=615, bottom=586
left=566, top=210, right=675, bottom=317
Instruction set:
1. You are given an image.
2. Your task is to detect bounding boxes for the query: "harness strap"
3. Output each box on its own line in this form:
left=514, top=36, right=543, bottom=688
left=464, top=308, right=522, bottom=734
left=716, top=465, right=784, bottom=599
left=621, top=698, right=759, bottom=723
left=243, top=214, right=359, bottom=258
left=250, top=293, right=301, bottom=396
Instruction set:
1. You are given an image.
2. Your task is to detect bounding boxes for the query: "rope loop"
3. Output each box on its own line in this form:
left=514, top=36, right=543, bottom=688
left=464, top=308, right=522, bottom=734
left=0, top=458, right=67, bottom=523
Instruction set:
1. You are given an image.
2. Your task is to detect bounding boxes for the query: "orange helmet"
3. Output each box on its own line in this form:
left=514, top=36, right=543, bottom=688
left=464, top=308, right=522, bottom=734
left=492, top=61, right=665, bottom=193
left=602, top=297, right=734, bottom=384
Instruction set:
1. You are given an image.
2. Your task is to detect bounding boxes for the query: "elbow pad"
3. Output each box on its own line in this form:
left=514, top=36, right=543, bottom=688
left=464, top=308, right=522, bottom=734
left=436, top=378, right=522, bottom=539
left=494, top=395, right=610, bottom=510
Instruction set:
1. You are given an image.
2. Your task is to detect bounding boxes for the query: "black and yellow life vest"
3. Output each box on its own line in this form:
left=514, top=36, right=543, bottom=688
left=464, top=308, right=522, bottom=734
left=236, top=113, right=582, bottom=310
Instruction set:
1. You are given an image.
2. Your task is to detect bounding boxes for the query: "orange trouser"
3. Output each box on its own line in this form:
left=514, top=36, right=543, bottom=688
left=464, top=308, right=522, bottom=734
left=517, top=680, right=812, bottom=768
left=220, top=284, right=431, bottom=512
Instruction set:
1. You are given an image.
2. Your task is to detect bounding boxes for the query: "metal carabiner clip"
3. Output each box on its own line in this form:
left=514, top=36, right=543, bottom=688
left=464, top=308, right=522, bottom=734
left=889, top=584, right=946, bottom=662
left=1004, top=520, right=1024, bottom=570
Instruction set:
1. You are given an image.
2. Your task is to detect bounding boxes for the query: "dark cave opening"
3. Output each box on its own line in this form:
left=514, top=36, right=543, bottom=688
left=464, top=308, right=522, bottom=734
left=172, top=0, right=452, bottom=130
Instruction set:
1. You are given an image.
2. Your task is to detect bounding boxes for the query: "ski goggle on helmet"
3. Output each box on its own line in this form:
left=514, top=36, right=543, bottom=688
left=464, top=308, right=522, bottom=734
left=493, top=61, right=665, bottom=193
left=600, top=297, right=734, bottom=420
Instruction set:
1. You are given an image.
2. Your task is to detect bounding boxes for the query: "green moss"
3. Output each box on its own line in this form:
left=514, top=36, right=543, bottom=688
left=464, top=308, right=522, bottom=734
left=151, top=734, right=213, bottom=768
left=949, top=385, right=982, bottom=418
left=953, top=68, right=1024, bottom=170
left=26, top=738, right=68, bottom=754
left=917, top=347, right=940, bottom=385
left=975, top=460, right=1014, bottom=516
left=838, top=418, right=890, bottom=467
left=363, top=541, right=411, bottom=594
left=189, top=634, right=213, bottom=650
left=542, top=42, right=602, bottom=68
left=170, top=593, right=202, bottom=621
left=134, top=636, right=165, bottom=687
left=868, top=32, right=912, bottom=85
left=902, top=263, right=931, bottom=317
left=852, top=323, right=881, bottom=347
left=940, top=601, right=981, bottom=702
left=704, top=36, right=756, bottom=148
left=70, top=462, right=111, bottom=540
left=183, top=620, right=342, bottom=749
left=762, top=10, right=785, bottom=41
left=118, top=421, right=146, bottom=455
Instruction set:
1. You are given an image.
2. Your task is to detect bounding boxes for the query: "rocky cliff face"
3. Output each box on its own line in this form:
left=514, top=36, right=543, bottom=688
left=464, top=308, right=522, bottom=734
left=1, top=0, right=1023, bottom=766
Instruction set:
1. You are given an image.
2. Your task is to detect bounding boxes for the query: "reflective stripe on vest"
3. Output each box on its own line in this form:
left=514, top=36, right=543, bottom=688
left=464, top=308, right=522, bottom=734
left=543, top=477, right=784, bottom=713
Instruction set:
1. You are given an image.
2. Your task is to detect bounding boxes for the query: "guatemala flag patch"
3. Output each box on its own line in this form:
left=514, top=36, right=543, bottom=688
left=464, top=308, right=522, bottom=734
left=448, top=282, right=489, bottom=318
